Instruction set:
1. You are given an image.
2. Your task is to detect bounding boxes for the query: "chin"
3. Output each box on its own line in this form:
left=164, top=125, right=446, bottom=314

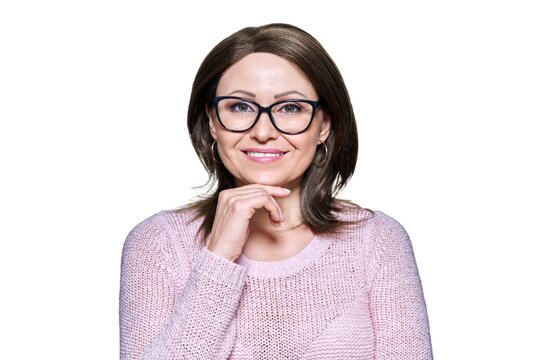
left=245, top=178, right=285, bottom=186
left=234, top=172, right=280, bottom=185
left=237, top=175, right=300, bottom=189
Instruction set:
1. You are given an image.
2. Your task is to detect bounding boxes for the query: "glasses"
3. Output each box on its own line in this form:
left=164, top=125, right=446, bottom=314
left=212, top=96, right=320, bottom=135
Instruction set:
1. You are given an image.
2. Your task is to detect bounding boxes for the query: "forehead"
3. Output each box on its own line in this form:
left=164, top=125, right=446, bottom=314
left=216, top=52, right=317, bottom=98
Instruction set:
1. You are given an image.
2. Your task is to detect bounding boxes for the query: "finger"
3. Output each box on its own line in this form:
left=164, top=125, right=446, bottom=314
left=231, top=189, right=283, bottom=222
left=227, top=191, right=284, bottom=222
left=219, top=188, right=275, bottom=209
left=234, top=184, right=291, bottom=197
left=255, top=194, right=285, bottom=223
left=220, top=186, right=289, bottom=212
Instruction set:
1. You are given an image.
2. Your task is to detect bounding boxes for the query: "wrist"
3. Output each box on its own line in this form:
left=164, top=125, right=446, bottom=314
left=207, top=243, right=240, bottom=263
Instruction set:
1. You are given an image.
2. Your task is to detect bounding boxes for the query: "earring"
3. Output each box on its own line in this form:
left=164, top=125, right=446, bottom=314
left=211, top=140, right=222, bottom=164
left=313, top=142, right=328, bottom=167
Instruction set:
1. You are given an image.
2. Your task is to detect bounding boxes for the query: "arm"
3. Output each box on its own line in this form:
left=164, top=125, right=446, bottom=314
left=119, top=212, right=247, bottom=359
left=368, top=214, right=433, bottom=359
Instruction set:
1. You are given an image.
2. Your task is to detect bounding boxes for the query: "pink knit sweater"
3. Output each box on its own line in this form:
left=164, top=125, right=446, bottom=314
left=120, top=206, right=432, bottom=359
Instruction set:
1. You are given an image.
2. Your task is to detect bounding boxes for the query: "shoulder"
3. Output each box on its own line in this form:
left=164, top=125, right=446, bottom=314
left=335, top=202, right=407, bottom=235
left=335, top=206, right=418, bottom=277
left=334, top=204, right=411, bottom=255
left=359, top=210, right=415, bottom=268
left=368, top=210, right=409, bottom=241
left=334, top=202, right=405, bottom=233
left=123, top=206, right=203, bottom=258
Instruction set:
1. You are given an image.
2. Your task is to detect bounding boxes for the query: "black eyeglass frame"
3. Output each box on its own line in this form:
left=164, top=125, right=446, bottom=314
left=212, top=96, right=321, bottom=135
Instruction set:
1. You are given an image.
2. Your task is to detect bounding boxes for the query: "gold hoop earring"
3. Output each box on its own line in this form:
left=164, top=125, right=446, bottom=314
left=211, top=140, right=222, bottom=164
left=313, top=142, right=328, bottom=168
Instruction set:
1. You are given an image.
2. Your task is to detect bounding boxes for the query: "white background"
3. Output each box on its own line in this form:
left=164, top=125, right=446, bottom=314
left=1, top=0, right=539, bottom=358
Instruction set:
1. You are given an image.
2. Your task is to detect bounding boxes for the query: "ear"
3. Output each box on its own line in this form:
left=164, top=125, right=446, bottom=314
left=318, top=112, right=332, bottom=144
left=206, top=105, right=218, bottom=140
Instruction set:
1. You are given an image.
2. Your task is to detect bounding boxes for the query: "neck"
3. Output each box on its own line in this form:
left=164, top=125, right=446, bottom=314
left=249, top=184, right=306, bottom=242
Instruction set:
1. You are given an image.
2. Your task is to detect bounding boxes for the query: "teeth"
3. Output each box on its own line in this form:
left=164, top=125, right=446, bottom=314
left=246, top=152, right=285, bottom=158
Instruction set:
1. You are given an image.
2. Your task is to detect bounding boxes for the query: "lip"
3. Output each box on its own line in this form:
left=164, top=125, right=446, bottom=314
left=242, top=148, right=289, bottom=163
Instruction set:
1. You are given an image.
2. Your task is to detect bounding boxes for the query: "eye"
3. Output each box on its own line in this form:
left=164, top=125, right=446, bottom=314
left=277, top=102, right=303, bottom=114
left=229, top=101, right=256, bottom=113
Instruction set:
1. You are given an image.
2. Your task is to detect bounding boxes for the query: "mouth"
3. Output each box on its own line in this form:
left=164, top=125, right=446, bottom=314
left=241, top=148, right=289, bottom=162
left=243, top=151, right=288, bottom=158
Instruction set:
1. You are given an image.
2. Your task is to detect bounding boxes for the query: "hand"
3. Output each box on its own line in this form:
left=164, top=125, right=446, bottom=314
left=206, top=184, right=291, bottom=262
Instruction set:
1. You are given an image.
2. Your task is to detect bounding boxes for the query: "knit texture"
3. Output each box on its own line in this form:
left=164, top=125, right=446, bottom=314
left=120, top=206, right=432, bottom=359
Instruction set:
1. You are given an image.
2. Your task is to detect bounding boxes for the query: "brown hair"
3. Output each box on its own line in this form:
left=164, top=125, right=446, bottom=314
left=184, top=23, right=369, bottom=238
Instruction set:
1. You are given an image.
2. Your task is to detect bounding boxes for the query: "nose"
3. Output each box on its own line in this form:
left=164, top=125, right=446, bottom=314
left=249, top=111, right=279, bottom=142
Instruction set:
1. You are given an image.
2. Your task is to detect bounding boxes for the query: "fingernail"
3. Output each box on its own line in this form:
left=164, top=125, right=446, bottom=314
left=281, top=188, right=291, bottom=193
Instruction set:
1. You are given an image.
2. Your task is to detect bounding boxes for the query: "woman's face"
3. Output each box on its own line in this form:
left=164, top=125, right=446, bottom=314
left=208, top=52, right=331, bottom=188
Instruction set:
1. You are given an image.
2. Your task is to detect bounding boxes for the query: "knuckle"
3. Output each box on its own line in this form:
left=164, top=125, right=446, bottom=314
left=230, top=200, right=245, bottom=212
left=218, top=190, right=229, bottom=202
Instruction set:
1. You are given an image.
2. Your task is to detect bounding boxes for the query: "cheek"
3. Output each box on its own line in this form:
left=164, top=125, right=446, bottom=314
left=290, top=136, right=319, bottom=164
left=305, top=144, right=318, bottom=164
left=291, top=129, right=319, bottom=150
left=214, top=132, right=242, bottom=161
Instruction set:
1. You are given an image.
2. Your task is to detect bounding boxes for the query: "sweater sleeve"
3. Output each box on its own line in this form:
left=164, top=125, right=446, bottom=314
left=368, top=213, right=433, bottom=359
left=119, top=212, right=248, bottom=359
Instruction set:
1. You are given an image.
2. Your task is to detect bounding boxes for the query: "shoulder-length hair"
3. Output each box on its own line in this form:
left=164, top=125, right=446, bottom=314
left=185, top=23, right=364, bottom=239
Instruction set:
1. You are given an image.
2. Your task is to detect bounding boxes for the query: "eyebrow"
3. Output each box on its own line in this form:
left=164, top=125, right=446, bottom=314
left=225, top=90, right=308, bottom=99
left=227, top=90, right=256, bottom=97
left=274, top=90, right=307, bottom=99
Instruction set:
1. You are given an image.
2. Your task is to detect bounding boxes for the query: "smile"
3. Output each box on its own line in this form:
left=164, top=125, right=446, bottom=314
left=242, top=149, right=289, bottom=163
left=245, top=151, right=286, bottom=158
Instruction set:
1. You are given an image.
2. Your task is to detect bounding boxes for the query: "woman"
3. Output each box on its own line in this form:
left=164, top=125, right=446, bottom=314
left=120, top=23, right=433, bottom=359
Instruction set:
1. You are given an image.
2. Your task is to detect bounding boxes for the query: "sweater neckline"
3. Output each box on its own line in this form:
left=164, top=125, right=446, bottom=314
left=236, top=235, right=331, bottom=278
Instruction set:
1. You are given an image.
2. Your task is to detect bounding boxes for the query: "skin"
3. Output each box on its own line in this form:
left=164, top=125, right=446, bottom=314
left=206, top=52, right=331, bottom=262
